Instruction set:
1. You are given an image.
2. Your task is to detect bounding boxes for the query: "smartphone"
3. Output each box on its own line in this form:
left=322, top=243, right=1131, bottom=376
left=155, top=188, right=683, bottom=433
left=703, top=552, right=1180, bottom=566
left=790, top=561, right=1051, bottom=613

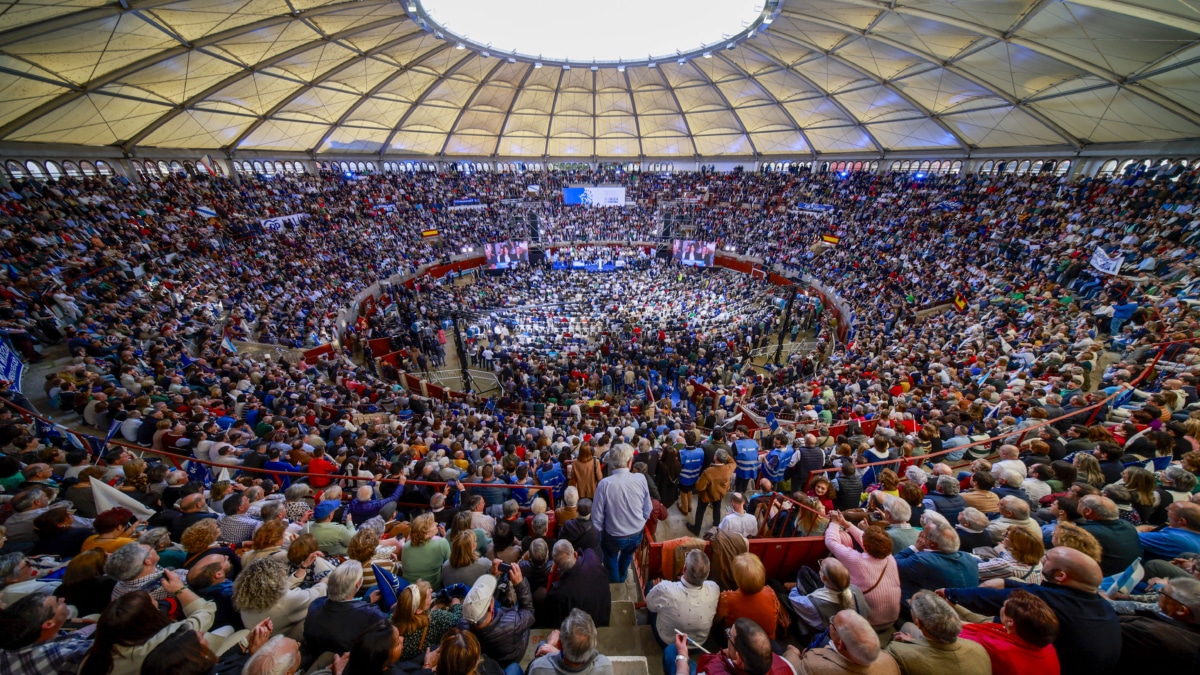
left=498, top=562, right=512, bottom=576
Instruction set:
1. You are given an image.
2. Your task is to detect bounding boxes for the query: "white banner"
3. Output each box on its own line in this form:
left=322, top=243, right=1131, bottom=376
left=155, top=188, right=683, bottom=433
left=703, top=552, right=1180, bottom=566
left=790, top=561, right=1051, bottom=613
left=260, top=213, right=308, bottom=232
left=1090, top=247, right=1125, bottom=276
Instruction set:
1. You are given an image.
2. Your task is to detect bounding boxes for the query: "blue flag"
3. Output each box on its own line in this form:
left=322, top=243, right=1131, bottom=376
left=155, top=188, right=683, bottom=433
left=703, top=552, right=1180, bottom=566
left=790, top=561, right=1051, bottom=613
left=186, top=459, right=212, bottom=486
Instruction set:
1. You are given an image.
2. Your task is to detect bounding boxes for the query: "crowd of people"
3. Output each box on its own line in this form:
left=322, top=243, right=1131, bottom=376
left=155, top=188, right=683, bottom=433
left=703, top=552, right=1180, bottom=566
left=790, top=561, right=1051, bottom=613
left=0, top=161, right=1199, bottom=675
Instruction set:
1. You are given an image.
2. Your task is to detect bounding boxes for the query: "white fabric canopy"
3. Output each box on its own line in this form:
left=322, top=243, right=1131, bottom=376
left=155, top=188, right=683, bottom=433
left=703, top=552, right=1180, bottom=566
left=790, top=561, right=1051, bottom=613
left=0, top=0, right=1197, bottom=155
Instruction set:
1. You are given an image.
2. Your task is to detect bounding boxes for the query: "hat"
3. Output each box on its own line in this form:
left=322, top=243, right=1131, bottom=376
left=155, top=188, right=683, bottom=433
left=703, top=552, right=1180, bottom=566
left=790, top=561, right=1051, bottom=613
left=462, top=574, right=497, bottom=623
left=313, top=501, right=339, bottom=521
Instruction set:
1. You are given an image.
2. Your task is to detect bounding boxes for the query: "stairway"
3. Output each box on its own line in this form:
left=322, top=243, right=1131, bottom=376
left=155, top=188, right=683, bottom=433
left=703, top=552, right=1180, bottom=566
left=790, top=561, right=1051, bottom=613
left=521, top=575, right=660, bottom=675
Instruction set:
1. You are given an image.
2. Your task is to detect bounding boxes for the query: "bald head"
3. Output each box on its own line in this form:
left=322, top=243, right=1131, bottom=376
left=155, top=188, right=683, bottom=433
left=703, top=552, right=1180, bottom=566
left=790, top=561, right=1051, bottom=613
left=1043, top=546, right=1103, bottom=592
left=356, top=485, right=374, bottom=501
left=1169, top=501, right=1200, bottom=531
left=179, top=493, right=205, bottom=513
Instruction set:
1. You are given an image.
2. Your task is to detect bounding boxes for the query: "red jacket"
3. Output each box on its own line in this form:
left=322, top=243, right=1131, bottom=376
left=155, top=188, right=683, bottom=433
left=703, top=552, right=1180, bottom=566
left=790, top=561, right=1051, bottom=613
left=308, top=456, right=339, bottom=488
left=697, top=652, right=792, bottom=675
left=959, top=621, right=1060, bottom=675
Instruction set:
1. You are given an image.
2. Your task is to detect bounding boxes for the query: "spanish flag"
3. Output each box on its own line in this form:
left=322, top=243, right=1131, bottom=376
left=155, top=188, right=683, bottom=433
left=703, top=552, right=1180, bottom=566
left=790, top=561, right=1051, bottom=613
left=821, top=234, right=840, bottom=245
left=953, top=293, right=968, bottom=312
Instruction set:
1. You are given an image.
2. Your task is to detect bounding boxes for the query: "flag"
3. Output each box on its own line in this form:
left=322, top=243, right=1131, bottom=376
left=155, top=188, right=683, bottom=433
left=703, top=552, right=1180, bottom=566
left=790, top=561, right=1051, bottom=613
left=67, top=430, right=108, bottom=458
left=216, top=468, right=231, bottom=483
left=821, top=234, right=840, bottom=245
left=221, top=337, right=238, bottom=353
left=1090, top=246, right=1125, bottom=276
left=91, top=479, right=156, bottom=520
left=195, top=205, right=218, bottom=219
left=180, top=353, right=199, bottom=369
left=934, top=200, right=963, bottom=211
left=186, top=459, right=212, bottom=486
left=953, top=293, right=968, bottom=312
left=766, top=412, right=779, bottom=432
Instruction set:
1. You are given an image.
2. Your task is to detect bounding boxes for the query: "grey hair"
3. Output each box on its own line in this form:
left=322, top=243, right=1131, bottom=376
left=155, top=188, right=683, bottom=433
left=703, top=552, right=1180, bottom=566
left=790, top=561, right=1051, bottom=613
left=243, top=486, right=264, bottom=503
left=323, top=486, right=342, bottom=500
left=559, top=609, right=599, bottom=664
left=531, top=513, right=549, bottom=536
left=682, top=549, right=710, bottom=587
left=935, top=475, right=960, bottom=496
left=243, top=636, right=300, bottom=675
left=1166, top=577, right=1200, bottom=618
left=137, top=527, right=171, bottom=550
left=922, top=518, right=961, bottom=553
left=959, top=507, right=989, bottom=531
left=503, top=499, right=519, bottom=518
left=552, top=539, right=576, bottom=572
left=563, top=486, right=579, bottom=507
left=999, top=496, right=1031, bottom=519
left=105, top=543, right=152, bottom=581
left=529, top=537, right=550, bottom=565
left=1166, top=466, right=1199, bottom=491
left=833, top=610, right=880, bottom=666
left=881, top=496, right=912, bottom=524
left=284, top=484, right=312, bottom=501
left=326, top=560, right=363, bottom=601
left=1000, top=470, right=1024, bottom=488
left=0, top=552, right=24, bottom=581
left=910, top=590, right=962, bottom=643
left=259, top=501, right=284, bottom=522
left=608, top=443, right=635, bottom=469
left=714, top=449, right=731, bottom=464
left=430, top=493, right=446, bottom=509
left=532, top=535, right=549, bottom=562
left=1081, top=495, right=1118, bottom=521
left=904, top=467, right=928, bottom=486
left=355, top=485, right=374, bottom=501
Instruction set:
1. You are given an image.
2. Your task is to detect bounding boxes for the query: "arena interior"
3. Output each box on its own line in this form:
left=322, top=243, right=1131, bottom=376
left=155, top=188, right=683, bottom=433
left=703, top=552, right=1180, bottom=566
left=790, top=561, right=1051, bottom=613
left=3, top=1, right=1200, bottom=675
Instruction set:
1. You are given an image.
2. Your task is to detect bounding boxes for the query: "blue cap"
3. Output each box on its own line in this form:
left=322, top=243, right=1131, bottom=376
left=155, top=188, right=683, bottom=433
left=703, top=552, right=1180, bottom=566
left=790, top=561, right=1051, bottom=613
left=314, top=501, right=339, bottom=521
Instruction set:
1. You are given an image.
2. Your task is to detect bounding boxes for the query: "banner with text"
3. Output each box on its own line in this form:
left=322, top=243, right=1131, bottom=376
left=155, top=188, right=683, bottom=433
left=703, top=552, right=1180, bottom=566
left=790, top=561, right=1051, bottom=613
left=563, top=186, right=626, bottom=207
left=0, top=338, right=23, bottom=392
left=260, top=213, right=308, bottom=232
left=1090, top=246, right=1126, bottom=276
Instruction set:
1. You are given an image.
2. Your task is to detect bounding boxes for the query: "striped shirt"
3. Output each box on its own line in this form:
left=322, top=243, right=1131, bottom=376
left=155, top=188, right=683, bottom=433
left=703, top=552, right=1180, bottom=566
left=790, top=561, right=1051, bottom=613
left=824, top=522, right=901, bottom=628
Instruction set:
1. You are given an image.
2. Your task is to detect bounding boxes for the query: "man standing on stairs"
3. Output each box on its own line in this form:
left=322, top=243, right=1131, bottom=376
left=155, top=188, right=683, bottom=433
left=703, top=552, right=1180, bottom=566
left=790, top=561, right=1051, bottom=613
left=593, top=443, right=653, bottom=583
left=544, top=539, right=611, bottom=628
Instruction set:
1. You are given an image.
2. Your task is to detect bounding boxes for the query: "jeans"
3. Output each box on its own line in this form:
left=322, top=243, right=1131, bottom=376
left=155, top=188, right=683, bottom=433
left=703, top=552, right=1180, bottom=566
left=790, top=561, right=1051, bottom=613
left=662, top=644, right=698, bottom=675
left=601, top=531, right=642, bottom=583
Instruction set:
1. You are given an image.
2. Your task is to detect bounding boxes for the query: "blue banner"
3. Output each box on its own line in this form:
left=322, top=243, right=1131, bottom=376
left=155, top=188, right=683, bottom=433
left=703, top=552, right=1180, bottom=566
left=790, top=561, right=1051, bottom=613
left=562, top=186, right=626, bottom=206
left=0, top=338, right=24, bottom=392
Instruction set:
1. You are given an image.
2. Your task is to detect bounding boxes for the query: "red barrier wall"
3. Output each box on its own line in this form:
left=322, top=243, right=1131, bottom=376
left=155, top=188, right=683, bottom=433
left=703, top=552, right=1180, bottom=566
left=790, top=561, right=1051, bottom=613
left=303, top=344, right=335, bottom=364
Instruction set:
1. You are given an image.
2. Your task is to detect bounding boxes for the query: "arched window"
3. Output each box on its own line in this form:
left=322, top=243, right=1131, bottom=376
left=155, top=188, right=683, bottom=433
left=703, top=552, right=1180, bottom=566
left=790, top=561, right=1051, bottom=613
left=1004, top=161, right=1017, bottom=174
left=1055, top=160, right=1071, bottom=177
left=24, top=161, right=46, bottom=179
left=930, top=161, right=942, bottom=174
left=296, top=162, right=306, bottom=174
left=899, top=161, right=910, bottom=172
left=6, top=160, right=26, bottom=180
left=183, top=161, right=197, bottom=175
left=80, top=161, right=97, bottom=177
left=1117, top=159, right=1137, bottom=175
left=270, top=161, right=281, bottom=173
left=1016, top=160, right=1030, bottom=174
left=979, top=160, right=993, bottom=174
left=283, top=161, right=294, bottom=173
left=44, top=161, right=63, bottom=180
left=1030, top=160, right=1044, bottom=174
left=63, top=161, right=81, bottom=178
left=1098, top=159, right=1117, bottom=176
left=95, top=161, right=113, bottom=176
left=170, top=161, right=185, bottom=175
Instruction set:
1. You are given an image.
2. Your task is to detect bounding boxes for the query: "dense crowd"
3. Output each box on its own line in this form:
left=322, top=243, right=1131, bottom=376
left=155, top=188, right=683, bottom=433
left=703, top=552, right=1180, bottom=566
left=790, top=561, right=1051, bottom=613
left=0, top=163, right=1199, bottom=675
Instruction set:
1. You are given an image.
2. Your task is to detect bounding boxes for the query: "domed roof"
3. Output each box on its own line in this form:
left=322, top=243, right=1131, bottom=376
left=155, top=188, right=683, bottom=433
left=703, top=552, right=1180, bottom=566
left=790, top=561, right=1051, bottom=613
left=0, top=0, right=1197, bottom=156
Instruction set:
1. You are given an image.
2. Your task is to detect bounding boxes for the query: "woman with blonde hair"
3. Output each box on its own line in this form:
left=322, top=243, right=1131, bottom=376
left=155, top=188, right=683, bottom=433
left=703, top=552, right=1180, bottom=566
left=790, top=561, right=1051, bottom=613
left=391, top=580, right=464, bottom=661
left=1121, top=466, right=1169, bottom=525
left=441, top=530, right=492, bottom=588
left=786, top=557, right=869, bottom=634
left=241, top=518, right=289, bottom=566
left=232, top=556, right=327, bottom=639
left=1073, top=453, right=1106, bottom=488
left=348, top=527, right=394, bottom=591
left=1050, top=521, right=1103, bottom=564
left=715, top=553, right=783, bottom=640
left=974, top=526, right=1044, bottom=583
left=400, top=513, right=450, bottom=588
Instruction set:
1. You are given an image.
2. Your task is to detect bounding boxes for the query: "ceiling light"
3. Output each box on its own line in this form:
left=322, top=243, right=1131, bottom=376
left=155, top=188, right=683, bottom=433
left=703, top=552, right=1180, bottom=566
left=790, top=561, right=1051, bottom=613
left=678, top=58, right=687, bottom=64
left=702, top=51, right=711, bottom=58
left=562, top=64, right=570, bottom=70
left=406, top=3, right=416, bottom=11
left=762, top=15, right=774, bottom=24
left=480, top=51, right=490, bottom=58
left=455, top=42, right=465, bottom=50
left=534, top=62, right=542, bottom=68
left=435, top=31, right=443, bottom=39
left=617, top=65, right=625, bottom=72
left=647, top=62, right=657, bottom=68
left=590, top=65, right=598, bottom=71
left=507, top=56, right=516, bottom=63
left=726, top=42, right=736, bottom=50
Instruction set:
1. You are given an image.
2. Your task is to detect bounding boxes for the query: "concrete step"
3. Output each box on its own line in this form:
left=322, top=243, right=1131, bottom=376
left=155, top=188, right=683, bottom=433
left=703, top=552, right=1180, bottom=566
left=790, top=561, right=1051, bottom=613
left=522, top=624, right=661, bottom=664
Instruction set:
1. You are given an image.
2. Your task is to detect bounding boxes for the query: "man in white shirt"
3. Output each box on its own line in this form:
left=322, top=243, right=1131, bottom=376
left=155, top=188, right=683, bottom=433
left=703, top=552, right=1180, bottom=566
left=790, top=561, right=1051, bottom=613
left=989, top=444, right=1028, bottom=480
left=718, top=492, right=759, bottom=539
left=646, top=549, right=721, bottom=647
